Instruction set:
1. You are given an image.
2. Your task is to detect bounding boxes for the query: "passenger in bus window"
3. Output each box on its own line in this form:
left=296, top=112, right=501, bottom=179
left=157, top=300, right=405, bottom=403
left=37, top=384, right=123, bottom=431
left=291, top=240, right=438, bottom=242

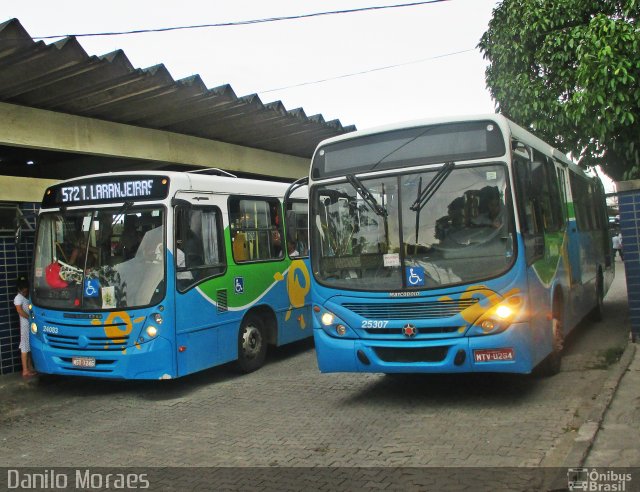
left=287, top=239, right=300, bottom=257
left=271, top=228, right=283, bottom=258
left=473, top=187, right=504, bottom=228
left=435, top=197, right=465, bottom=241
left=67, top=234, right=98, bottom=270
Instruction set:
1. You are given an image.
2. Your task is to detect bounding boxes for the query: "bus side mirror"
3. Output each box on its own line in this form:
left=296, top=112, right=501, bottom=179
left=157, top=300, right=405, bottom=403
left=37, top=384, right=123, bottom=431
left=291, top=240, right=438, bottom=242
left=285, top=210, right=297, bottom=243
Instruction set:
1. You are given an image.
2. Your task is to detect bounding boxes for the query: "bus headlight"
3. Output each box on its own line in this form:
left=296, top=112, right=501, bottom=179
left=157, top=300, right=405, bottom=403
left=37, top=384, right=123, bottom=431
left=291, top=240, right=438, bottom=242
left=321, top=312, right=335, bottom=326
left=315, top=308, right=356, bottom=338
left=152, top=313, right=164, bottom=325
left=30, top=323, right=38, bottom=334
left=495, top=305, right=514, bottom=319
left=470, top=295, right=523, bottom=336
left=146, top=326, right=158, bottom=338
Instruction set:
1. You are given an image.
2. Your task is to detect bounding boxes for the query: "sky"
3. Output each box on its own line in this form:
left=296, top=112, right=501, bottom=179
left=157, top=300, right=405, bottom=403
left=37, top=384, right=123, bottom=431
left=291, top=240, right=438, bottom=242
left=3, top=0, right=500, bottom=131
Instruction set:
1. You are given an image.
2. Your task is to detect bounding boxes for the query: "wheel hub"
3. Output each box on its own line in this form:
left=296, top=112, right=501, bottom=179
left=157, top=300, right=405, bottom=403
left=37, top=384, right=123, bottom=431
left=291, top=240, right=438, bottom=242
left=242, top=326, right=262, bottom=359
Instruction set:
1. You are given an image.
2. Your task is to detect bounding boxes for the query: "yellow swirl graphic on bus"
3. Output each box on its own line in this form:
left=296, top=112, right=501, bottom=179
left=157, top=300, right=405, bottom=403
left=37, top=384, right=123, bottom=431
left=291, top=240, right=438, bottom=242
left=440, top=285, right=521, bottom=325
left=92, top=311, right=142, bottom=352
left=285, top=260, right=311, bottom=328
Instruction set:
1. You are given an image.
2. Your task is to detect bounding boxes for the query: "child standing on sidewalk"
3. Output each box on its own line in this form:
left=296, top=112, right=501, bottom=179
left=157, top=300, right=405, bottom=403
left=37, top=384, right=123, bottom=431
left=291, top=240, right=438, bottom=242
left=14, top=276, right=36, bottom=377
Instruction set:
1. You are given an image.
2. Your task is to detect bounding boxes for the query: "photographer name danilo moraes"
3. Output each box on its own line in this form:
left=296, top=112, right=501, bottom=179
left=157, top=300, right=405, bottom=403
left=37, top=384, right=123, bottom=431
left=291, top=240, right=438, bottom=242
left=7, top=469, right=150, bottom=489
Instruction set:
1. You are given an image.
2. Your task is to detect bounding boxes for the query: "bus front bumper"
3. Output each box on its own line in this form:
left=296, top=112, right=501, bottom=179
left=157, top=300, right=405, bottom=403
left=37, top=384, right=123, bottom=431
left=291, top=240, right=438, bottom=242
left=313, top=322, right=535, bottom=374
left=30, top=336, right=175, bottom=380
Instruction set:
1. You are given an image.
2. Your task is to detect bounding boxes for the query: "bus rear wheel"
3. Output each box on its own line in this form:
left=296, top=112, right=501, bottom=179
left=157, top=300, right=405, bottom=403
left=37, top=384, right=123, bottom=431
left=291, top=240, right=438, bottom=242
left=235, top=314, right=267, bottom=373
left=590, top=272, right=604, bottom=322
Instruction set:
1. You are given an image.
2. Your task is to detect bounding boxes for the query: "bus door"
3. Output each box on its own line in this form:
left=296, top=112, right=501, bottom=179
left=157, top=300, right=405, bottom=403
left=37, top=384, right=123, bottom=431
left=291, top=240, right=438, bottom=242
left=282, top=178, right=312, bottom=345
left=514, top=145, right=565, bottom=362
left=562, top=167, right=583, bottom=287
left=173, top=191, right=230, bottom=376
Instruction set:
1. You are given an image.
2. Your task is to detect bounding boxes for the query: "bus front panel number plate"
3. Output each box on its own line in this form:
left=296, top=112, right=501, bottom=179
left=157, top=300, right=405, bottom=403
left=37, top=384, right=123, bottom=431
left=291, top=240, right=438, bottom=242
left=473, top=348, right=514, bottom=363
left=72, top=356, right=96, bottom=368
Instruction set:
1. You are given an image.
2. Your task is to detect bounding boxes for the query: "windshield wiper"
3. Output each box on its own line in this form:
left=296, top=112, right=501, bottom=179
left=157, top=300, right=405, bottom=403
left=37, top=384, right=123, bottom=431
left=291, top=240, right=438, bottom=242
left=346, top=174, right=387, bottom=217
left=410, top=161, right=455, bottom=252
left=410, top=161, right=455, bottom=213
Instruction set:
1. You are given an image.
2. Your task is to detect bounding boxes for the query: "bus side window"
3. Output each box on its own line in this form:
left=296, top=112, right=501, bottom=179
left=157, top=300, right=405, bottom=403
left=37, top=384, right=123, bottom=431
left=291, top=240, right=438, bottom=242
left=513, top=142, right=545, bottom=263
left=229, top=196, right=284, bottom=263
left=175, top=205, right=225, bottom=291
left=513, top=151, right=536, bottom=233
left=569, top=173, right=591, bottom=232
left=286, top=200, right=309, bottom=257
left=531, top=149, right=563, bottom=233
left=555, top=163, right=569, bottom=225
left=545, top=157, right=564, bottom=231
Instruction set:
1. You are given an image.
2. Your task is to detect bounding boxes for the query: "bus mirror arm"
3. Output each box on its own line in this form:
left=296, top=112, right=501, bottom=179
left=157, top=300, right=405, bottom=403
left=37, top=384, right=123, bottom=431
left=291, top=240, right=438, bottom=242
left=284, top=177, right=308, bottom=207
left=284, top=177, right=309, bottom=243
left=171, top=198, right=192, bottom=208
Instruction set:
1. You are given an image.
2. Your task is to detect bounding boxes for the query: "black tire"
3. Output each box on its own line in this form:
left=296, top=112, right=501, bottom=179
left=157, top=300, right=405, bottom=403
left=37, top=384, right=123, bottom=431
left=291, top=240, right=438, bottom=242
left=535, top=307, right=563, bottom=377
left=235, top=314, right=267, bottom=373
left=590, top=272, right=604, bottom=322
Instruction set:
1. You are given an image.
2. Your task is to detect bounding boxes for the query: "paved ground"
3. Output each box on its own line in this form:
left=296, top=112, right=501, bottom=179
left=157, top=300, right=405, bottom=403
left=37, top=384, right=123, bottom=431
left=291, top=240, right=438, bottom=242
left=0, top=262, right=632, bottom=490
left=585, top=341, right=640, bottom=468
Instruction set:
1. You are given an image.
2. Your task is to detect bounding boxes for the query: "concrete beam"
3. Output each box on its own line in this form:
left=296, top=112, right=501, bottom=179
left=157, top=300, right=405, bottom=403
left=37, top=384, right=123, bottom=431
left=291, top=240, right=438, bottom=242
left=0, top=175, right=59, bottom=202
left=0, top=102, right=309, bottom=179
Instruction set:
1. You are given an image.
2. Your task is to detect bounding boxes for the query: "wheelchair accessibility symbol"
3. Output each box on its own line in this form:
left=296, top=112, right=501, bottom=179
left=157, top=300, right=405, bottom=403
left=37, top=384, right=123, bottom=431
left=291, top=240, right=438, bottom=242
left=405, top=267, right=425, bottom=287
left=84, top=278, right=100, bottom=298
left=234, top=277, right=244, bottom=294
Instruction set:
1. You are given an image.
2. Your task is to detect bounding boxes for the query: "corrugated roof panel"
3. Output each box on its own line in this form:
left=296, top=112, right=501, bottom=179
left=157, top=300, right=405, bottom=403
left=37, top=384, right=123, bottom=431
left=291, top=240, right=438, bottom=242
left=0, top=18, right=355, bottom=159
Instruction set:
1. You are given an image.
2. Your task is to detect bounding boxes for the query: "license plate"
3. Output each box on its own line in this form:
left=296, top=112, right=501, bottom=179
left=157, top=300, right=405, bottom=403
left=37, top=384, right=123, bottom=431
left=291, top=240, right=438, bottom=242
left=72, top=356, right=96, bottom=368
left=473, top=348, right=514, bottom=363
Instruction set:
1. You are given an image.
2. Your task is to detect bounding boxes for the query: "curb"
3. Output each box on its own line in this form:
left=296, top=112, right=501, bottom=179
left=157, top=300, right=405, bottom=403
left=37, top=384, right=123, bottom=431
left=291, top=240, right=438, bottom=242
left=562, top=341, right=636, bottom=467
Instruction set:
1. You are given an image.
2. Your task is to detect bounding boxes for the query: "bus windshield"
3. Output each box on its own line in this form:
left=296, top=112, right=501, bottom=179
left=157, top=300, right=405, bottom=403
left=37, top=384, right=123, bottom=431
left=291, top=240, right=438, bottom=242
left=312, top=163, right=514, bottom=291
left=32, top=206, right=165, bottom=310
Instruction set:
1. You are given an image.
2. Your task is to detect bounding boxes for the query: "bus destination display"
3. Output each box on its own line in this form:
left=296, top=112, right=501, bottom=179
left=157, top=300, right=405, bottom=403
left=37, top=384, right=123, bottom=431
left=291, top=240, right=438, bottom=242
left=43, top=176, right=169, bottom=207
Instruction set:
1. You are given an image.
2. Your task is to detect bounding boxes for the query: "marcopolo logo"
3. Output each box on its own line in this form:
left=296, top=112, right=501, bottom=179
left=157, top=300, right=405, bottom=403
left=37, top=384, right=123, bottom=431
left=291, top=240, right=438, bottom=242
left=567, top=468, right=633, bottom=491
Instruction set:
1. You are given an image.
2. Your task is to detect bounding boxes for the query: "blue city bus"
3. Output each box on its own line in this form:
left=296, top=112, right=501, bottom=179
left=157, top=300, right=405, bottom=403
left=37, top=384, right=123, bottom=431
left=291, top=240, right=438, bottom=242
left=29, top=170, right=311, bottom=379
left=302, top=115, right=613, bottom=376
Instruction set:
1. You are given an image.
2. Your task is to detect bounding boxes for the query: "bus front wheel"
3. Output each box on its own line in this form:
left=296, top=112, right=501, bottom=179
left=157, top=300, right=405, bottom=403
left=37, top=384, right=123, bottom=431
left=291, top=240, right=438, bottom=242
left=235, top=314, right=267, bottom=373
left=535, top=310, right=563, bottom=377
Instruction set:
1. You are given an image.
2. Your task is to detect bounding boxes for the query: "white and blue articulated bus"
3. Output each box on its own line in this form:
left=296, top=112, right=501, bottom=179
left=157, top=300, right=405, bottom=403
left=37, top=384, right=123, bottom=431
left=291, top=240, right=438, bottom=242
left=303, top=114, right=613, bottom=376
left=30, top=170, right=311, bottom=379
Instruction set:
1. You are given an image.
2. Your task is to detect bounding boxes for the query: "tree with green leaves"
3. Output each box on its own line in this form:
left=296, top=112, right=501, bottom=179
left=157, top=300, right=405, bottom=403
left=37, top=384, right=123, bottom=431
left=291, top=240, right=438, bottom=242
left=479, top=0, right=640, bottom=180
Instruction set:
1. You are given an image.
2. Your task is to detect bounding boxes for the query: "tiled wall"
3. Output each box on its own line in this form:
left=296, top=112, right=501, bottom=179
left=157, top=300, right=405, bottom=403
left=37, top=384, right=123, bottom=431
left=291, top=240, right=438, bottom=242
left=617, top=181, right=640, bottom=342
left=0, top=202, right=38, bottom=374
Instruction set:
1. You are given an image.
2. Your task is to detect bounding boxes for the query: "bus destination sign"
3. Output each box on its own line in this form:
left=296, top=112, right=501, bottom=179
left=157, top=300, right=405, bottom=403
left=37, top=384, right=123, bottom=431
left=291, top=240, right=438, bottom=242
left=43, top=176, right=170, bottom=207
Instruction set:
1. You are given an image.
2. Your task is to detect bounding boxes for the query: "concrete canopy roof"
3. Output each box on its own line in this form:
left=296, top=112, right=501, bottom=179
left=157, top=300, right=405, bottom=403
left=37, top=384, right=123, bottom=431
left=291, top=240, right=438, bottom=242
left=0, top=18, right=356, bottom=180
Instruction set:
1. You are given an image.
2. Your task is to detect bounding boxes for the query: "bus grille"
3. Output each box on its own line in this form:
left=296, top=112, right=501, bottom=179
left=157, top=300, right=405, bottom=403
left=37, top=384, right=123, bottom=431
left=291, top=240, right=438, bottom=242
left=342, top=299, right=477, bottom=319
left=373, top=346, right=449, bottom=363
left=217, top=289, right=228, bottom=313
left=45, top=333, right=130, bottom=351
left=363, top=327, right=459, bottom=335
